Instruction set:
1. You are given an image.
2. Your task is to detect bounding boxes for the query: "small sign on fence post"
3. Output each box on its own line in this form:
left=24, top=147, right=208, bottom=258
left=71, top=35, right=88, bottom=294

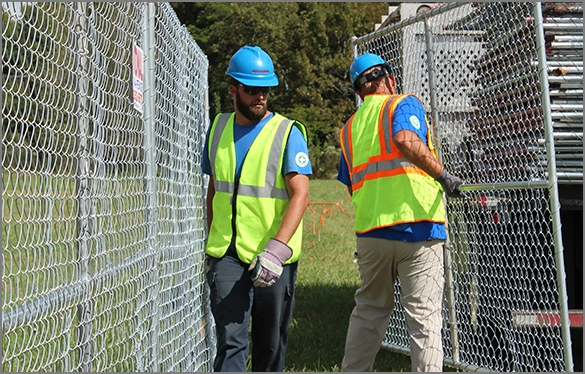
left=132, top=42, right=144, bottom=113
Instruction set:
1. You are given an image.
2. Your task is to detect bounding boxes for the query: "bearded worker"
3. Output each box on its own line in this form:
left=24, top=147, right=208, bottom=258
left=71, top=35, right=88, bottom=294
left=201, top=45, right=312, bottom=372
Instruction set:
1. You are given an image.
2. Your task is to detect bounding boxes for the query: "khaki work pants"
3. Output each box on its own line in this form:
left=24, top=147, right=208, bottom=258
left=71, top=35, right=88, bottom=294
left=342, top=237, right=445, bottom=372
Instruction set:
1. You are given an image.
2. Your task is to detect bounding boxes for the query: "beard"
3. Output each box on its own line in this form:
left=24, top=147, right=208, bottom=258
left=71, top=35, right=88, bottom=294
left=235, top=91, right=267, bottom=122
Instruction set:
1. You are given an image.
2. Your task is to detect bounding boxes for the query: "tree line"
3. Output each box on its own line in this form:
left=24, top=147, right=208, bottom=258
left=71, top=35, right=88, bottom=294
left=170, top=2, right=393, bottom=178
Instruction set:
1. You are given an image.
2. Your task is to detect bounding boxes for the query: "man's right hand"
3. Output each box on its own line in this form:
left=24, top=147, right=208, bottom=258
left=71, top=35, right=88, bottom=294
left=435, top=169, right=464, bottom=198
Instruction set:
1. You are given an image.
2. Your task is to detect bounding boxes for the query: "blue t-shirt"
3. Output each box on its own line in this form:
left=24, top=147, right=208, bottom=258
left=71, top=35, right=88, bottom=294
left=202, top=112, right=312, bottom=178
left=337, top=95, right=446, bottom=242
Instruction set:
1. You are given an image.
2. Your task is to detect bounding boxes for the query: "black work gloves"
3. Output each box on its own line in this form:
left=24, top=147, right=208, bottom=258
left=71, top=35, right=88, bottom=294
left=435, top=169, right=464, bottom=198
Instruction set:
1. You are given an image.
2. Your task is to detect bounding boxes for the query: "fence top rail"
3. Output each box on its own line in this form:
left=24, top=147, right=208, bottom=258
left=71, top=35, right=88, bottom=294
left=352, top=1, right=466, bottom=44
left=458, top=180, right=550, bottom=192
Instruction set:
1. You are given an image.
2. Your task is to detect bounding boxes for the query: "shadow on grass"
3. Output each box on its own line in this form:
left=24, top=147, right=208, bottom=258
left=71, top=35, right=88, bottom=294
left=284, top=283, right=412, bottom=372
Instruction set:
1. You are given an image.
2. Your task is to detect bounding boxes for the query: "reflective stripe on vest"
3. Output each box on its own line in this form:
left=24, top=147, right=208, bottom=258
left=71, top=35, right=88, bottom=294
left=210, top=114, right=293, bottom=200
left=206, top=113, right=306, bottom=263
left=341, top=94, right=435, bottom=191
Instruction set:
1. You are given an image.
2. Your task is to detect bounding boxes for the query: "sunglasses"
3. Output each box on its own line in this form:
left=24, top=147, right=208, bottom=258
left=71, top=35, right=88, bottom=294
left=239, top=84, right=271, bottom=96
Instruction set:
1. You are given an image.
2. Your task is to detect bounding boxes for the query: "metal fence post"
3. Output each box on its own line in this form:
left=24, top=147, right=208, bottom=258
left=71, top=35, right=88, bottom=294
left=423, top=17, right=460, bottom=365
left=533, top=2, right=574, bottom=372
left=141, top=2, right=161, bottom=371
left=74, top=1, right=92, bottom=371
left=144, top=2, right=161, bottom=371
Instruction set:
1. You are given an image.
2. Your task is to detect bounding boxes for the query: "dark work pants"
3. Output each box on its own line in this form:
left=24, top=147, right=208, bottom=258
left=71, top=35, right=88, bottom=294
left=206, top=251, right=297, bottom=372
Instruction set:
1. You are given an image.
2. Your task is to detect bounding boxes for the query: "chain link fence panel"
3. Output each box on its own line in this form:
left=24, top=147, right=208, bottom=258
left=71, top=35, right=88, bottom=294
left=2, top=2, right=213, bottom=371
left=352, top=2, right=581, bottom=371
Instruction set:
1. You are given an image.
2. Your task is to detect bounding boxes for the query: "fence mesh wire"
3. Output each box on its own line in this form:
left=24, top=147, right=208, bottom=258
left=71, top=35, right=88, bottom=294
left=2, top=2, right=213, bottom=372
left=353, top=2, right=581, bottom=371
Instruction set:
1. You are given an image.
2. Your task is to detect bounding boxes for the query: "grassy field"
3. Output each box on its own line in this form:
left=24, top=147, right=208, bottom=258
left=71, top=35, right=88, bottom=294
left=284, top=179, right=413, bottom=372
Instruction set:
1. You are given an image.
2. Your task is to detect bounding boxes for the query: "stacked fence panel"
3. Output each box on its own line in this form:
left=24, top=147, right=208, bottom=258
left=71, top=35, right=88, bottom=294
left=541, top=2, right=583, bottom=184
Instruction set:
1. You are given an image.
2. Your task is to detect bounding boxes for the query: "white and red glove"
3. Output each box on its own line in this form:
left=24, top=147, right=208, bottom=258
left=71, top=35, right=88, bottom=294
left=248, top=238, right=293, bottom=287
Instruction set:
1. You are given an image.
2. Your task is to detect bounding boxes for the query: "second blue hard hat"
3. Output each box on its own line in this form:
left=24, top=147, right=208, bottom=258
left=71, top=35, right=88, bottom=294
left=226, top=46, right=279, bottom=87
left=349, top=52, right=392, bottom=91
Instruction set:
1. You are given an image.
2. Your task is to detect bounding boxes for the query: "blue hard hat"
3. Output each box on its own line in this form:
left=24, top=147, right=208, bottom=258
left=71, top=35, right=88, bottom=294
left=349, top=53, right=392, bottom=91
left=226, top=46, right=279, bottom=87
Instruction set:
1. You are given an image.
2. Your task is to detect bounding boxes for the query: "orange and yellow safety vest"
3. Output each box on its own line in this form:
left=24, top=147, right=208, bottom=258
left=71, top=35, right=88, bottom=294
left=339, top=94, right=445, bottom=234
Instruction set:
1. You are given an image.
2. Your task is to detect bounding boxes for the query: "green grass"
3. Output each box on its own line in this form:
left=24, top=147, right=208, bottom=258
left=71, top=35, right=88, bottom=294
left=284, top=179, right=412, bottom=372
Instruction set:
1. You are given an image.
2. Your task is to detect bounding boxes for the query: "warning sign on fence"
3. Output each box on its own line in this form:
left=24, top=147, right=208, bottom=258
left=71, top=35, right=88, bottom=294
left=132, top=42, right=144, bottom=113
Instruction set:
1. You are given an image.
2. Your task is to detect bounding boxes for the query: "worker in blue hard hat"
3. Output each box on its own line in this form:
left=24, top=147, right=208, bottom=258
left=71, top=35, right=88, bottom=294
left=338, top=52, right=464, bottom=372
left=348, top=52, right=394, bottom=92
left=201, top=45, right=312, bottom=372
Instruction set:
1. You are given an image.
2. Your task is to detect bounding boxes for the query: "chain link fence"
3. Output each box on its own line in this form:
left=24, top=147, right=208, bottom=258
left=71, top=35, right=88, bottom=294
left=352, top=2, right=582, bottom=372
left=2, top=2, right=213, bottom=371
left=3, top=1, right=582, bottom=372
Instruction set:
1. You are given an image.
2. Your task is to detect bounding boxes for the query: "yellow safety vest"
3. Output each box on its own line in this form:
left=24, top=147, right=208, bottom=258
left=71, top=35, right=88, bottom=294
left=206, top=112, right=307, bottom=264
left=339, top=94, right=445, bottom=234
